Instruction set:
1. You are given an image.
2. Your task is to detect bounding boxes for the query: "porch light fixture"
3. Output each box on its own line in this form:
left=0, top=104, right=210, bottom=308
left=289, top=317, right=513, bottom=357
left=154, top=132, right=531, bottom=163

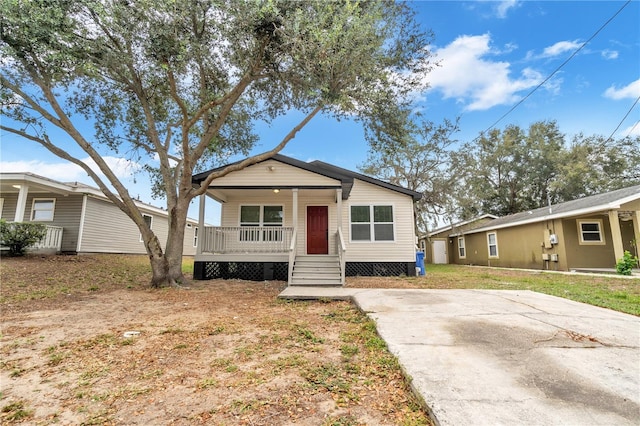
left=12, top=184, right=21, bottom=189
left=273, top=189, right=280, bottom=194
left=268, top=166, right=276, bottom=171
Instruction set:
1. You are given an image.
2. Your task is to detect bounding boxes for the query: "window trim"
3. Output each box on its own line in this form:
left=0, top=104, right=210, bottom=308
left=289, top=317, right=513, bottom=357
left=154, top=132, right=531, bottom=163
left=577, top=219, right=605, bottom=245
left=140, top=213, right=153, bottom=242
left=349, top=204, right=395, bottom=243
left=239, top=204, right=284, bottom=242
left=487, top=231, right=499, bottom=258
left=0, top=197, right=4, bottom=218
left=458, top=236, right=466, bottom=259
left=30, top=198, right=56, bottom=222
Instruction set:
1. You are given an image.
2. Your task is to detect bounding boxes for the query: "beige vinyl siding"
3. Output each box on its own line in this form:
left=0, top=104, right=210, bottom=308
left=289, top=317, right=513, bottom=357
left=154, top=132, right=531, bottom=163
left=218, top=180, right=417, bottom=262
left=19, top=193, right=83, bottom=252
left=209, top=159, right=340, bottom=187
left=343, top=180, right=416, bottom=262
left=0, top=193, right=18, bottom=221
left=183, top=223, right=197, bottom=256
left=80, top=197, right=170, bottom=254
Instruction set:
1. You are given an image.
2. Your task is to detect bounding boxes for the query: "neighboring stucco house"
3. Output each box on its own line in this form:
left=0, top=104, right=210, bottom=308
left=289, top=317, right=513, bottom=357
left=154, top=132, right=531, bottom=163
left=448, top=185, right=640, bottom=271
left=420, top=214, right=498, bottom=264
left=0, top=173, right=198, bottom=255
left=191, top=154, right=422, bottom=285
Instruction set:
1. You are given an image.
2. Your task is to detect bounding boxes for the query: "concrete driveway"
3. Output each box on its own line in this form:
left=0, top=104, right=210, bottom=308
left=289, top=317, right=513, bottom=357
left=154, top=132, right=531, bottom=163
left=280, top=288, right=640, bottom=425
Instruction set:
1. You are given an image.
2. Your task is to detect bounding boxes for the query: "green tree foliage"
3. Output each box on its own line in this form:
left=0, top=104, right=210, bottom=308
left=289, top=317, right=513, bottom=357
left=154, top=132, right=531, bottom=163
left=1, top=0, right=434, bottom=286
left=453, top=120, right=640, bottom=219
left=360, top=112, right=460, bottom=233
left=554, top=133, right=640, bottom=201
left=0, top=220, right=47, bottom=256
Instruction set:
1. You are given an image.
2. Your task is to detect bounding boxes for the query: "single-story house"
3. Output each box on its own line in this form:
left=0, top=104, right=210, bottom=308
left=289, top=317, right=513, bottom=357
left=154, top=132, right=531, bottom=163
left=191, top=154, right=422, bottom=285
left=420, top=214, right=498, bottom=264
left=447, top=185, right=640, bottom=271
left=0, top=172, right=198, bottom=255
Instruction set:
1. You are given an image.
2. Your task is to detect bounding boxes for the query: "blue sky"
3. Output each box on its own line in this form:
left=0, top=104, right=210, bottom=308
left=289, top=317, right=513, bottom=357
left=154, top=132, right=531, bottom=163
left=1, top=0, right=639, bottom=224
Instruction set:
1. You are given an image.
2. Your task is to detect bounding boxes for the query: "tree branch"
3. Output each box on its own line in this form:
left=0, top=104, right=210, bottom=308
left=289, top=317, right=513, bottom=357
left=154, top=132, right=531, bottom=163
left=192, top=103, right=325, bottom=196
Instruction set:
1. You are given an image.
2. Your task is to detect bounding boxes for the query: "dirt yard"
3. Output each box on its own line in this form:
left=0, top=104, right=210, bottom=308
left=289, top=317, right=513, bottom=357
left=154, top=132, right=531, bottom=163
left=0, top=255, right=431, bottom=425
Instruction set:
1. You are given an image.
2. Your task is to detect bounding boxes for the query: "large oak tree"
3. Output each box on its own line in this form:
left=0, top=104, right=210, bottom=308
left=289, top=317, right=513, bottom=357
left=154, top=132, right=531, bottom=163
left=1, top=0, right=434, bottom=286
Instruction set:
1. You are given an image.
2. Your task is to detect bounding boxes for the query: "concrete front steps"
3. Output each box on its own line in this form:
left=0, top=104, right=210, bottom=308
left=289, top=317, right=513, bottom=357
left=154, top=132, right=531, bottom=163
left=290, top=255, right=343, bottom=286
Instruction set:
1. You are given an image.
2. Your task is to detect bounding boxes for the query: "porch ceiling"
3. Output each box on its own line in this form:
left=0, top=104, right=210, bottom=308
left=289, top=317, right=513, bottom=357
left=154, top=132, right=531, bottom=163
left=206, top=187, right=339, bottom=202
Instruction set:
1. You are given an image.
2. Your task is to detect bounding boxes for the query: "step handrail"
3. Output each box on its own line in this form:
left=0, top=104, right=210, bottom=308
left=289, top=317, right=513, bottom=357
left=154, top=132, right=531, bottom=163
left=336, top=228, right=346, bottom=285
left=288, top=229, right=297, bottom=284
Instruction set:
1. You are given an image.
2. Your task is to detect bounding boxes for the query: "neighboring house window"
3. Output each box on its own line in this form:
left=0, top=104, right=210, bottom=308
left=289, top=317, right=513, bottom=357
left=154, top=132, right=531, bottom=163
left=140, top=214, right=153, bottom=242
left=487, top=232, right=498, bottom=258
left=193, top=227, right=198, bottom=247
left=350, top=205, right=394, bottom=242
left=31, top=198, right=55, bottom=221
left=240, top=205, right=283, bottom=241
left=458, top=237, right=466, bottom=258
left=577, top=219, right=605, bottom=245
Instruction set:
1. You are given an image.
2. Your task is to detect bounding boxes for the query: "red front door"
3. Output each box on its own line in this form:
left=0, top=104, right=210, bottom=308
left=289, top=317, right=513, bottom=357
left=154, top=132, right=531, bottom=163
left=307, top=206, right=328, bottom=254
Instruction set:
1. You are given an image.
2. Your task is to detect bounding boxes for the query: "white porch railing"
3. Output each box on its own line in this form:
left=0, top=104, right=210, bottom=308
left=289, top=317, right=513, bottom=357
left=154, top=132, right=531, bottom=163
left=336, top=228, right=346, bottom=285
left=33, top=225, right=64, bottom=252
left=288, top=229, right=298, bottom=283
left=202, top=226, right=294, bottom=254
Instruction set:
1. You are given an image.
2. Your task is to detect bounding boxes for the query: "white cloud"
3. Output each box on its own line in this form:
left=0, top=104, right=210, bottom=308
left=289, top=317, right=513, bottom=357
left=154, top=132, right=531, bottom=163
left=603, top=79, right=640, bottom=100
left=601, top=49, right=619, bottom=60
left=425, top=34, right=542, bottom=111
left=541, top=40, right=582, bottom=58
left=623, top=122, right=640, bottom=137
left=0, top=156, right=140, bottom=184
left=495, top=0, right=519, bottom=19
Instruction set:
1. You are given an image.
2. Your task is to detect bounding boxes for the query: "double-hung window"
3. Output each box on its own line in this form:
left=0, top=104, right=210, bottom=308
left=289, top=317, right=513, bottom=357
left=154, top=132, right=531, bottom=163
left=350, top=205, right=394, bottom=242
left=240, top=205, right=283, bottom=241
left=458, top=237, right=466, bottom=258
left=487, top=232, right=498, bottom=258
left=577, top=219, right=604, bottom=244
left=31, top=198, right=55, bottom=221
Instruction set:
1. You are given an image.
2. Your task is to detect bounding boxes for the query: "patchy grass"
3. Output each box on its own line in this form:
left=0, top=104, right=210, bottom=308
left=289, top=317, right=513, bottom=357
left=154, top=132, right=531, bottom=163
left=1, top=254, right=433, bottom=425
left=347, top=264, right=640, bottom=316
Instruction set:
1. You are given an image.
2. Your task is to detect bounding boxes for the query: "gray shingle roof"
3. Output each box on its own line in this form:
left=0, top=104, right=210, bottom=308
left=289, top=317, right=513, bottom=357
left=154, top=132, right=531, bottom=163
left=462, top=184, right=640, bottom=235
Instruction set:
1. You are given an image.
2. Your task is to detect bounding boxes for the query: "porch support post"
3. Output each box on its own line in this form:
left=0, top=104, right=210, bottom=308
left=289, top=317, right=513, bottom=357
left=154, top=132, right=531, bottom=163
left=14, top=184, right=29, bottom=222
left=197, top=193, right=205, bottom=255
left=336, top=189, right=343, bottom=230
left=608, top=210, right=624, bottom=263
left=633, top=210, right=640, bottom=254
left=292, top=188, right=298, bottom=230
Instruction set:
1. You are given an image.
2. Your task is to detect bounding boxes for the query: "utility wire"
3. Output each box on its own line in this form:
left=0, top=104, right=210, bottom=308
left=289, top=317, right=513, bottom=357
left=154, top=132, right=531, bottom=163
left=606, top=94, right=640, bottom=141
left=477, top=0, right=632, bottom=138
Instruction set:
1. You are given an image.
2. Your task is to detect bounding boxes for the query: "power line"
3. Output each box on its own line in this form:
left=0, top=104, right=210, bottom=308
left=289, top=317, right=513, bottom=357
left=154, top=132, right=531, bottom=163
left=606, top=94, right=640, bottom=141
left=477, top=0, right=633, bottom=138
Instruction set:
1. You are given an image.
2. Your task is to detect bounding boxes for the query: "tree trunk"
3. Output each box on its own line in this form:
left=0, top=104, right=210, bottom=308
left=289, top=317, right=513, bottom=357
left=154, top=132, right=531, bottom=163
left=145, top=195, right=191, bottom=288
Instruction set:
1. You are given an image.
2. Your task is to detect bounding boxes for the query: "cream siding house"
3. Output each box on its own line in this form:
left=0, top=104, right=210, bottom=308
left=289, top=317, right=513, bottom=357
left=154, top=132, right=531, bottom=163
left=192, top=155, right=422, bottom=285
left=0, top=173, right=198, bottom=255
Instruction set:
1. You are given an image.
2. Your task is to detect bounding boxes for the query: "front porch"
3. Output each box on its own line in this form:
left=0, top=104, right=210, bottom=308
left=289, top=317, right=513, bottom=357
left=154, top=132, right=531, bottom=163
left=194, top=224, right=346, bottom=286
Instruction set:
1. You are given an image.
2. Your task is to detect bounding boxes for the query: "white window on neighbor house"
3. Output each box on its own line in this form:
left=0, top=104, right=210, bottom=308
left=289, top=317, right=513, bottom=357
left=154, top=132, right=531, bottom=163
left=458, top=236, right=466, bottom=259
left=31, top=198, right=55, bottom=221
left=140, top=214, right=153, bottom=242
left=487, top=232, right=499, bottom=258
left=350, top=205, right=394, bottom=242
left=577, top=219, right=605, bottom=245
left=239, top=205, right=283, bottom=242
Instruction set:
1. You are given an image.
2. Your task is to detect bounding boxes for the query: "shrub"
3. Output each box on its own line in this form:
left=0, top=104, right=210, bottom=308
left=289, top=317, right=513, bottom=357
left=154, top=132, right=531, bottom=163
left=0, top=220, right=48, bottom=256
left=616, top=250, right=639, bottom=276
